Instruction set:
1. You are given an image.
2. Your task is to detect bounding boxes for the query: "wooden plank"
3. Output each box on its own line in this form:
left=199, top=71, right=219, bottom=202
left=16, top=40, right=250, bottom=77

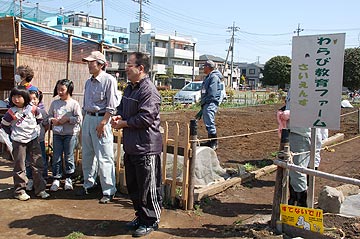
left=194, top=165, right=277, bottom=202
left=322, top=133, right=344, bottom=147
left=162, top=122, right=168, bottom=183
left=170, top=123, right=179, bottom=204
left=164, top=179, right=182, bottom=186
left=181, top=123, right=190, bottom=209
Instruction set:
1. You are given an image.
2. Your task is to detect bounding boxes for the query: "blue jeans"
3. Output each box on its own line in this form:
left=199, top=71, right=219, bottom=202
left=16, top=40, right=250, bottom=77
left=52, top=134, right=77, bottom=179
left=26, top=141, right=48, bottom=179
left=202, top=102, right=218, bottom=135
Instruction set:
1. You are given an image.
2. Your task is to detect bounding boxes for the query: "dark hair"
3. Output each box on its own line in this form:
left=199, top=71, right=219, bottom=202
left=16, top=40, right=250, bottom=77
left=16, top=65, right=34, bottom=82
left=53, top=79, right=74, bottom=97
left=29, top=90, right=43, bottom=103
left=131, top=52, right=150, bottom=73
left=9, top=86, right=31, bottom=107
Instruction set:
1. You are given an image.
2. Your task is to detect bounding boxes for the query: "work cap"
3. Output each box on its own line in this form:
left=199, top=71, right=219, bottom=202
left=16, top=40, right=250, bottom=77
left=204, top=60, right=215, bottom=68
left=82, top=51, right=106, bottom=64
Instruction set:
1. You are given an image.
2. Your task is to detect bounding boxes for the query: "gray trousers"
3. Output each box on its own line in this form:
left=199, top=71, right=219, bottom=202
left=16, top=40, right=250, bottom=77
left=289, top=132, right=311, bottom=192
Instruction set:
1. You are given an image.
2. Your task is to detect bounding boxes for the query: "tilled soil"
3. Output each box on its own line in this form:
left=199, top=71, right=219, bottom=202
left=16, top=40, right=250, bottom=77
left=0, top=104, right=359, bottom=238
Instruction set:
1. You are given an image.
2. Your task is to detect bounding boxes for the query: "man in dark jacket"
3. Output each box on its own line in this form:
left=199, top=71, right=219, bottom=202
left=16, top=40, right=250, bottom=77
left=111, top=52, right=162, bottom=237
left=198, top=60, right=223, bottom=150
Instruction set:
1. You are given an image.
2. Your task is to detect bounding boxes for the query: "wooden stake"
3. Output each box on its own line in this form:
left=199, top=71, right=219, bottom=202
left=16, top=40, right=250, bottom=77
left=270, top=128, right=289, bottom=229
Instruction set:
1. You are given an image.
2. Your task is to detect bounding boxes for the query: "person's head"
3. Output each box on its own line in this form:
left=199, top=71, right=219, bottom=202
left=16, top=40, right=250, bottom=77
left=82, top=51, right=106, bottom=77
left=28, top=85, right=42, bottom=106
left=203, top=60, right=215, bottom=75
left=15, top=65, right=34, bottom=85
left=53, top=79, right=74, bottom=100
left=29, top=89, right=39, bottom=106
left=9, top=86, right=31, bottom=108
left=125, top=52, right=150, bottom=83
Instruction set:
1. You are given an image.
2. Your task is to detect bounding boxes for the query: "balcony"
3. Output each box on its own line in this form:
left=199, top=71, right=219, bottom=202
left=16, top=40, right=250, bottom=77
left=152, top=64, right=167, bottom=75
left=153, top=47, right=167, bottom=58
left=172, top=65, right=199, bottom=75
left=168, top=48, right=199, bottom=60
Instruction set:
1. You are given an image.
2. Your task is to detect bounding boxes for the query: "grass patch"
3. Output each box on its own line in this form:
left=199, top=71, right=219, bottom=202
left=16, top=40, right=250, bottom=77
left=65, top=232, right=84, bottom=239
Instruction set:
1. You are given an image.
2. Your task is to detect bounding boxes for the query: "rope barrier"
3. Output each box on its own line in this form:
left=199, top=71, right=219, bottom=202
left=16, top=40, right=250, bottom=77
left=340, top=110, right=358, bottom=117
left=194, top=109, right=358, bottom=143
left=290, top=134, right=360, bottom=156
left=190, top=128, right=278, bottom=142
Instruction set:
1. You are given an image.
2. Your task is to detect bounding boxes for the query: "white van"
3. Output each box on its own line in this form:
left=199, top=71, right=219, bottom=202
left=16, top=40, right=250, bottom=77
left=174, top=81, right=227, bottom=104
left=174, top=81, right=203, bottom=104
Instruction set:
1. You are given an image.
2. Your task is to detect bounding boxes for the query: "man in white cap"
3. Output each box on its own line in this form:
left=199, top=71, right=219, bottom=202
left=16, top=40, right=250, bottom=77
left=76, top=51, right=118, bottom=204
left=197, top=60, right=223, bottom=150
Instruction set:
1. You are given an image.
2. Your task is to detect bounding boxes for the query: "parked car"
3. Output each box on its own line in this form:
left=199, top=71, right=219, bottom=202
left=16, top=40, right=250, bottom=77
left=174, top=81, right=227, bottom=104
left=174, top=81, right=203, bottom=104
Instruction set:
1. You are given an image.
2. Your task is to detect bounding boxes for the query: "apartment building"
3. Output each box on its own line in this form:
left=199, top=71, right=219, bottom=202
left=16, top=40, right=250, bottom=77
left=129, top=22, right=199, bottom=83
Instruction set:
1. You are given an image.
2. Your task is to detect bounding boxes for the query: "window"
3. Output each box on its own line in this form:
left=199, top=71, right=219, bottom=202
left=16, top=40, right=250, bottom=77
left=249, top=69, right=255, bottom=75
left=65, top=29, right=74, bottom=34
left=112, top=38, right=117, bottom=44
left=119, top=37, right=128, bottom=44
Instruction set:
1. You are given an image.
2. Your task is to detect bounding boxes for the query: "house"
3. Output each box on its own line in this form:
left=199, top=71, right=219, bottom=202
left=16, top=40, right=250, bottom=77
left=0, top=16, right=118, bottom=109
left=129, top=22, right=199, bottom=84
left=197, top=55, right=264, bottom=89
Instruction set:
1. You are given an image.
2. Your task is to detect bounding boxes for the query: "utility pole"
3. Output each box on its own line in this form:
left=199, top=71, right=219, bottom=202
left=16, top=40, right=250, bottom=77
left=226, top=22, right=240, bottom=89
left=133, top=0, right=149, bottom=52
left=192, top=42, right=196, bottom=81
left=101, top=0, right=105, bottom=42
left=294, top=23, right=303, bottom=36
left=137, top=0, right=142, bottom=51
left=36, top=2, right=39, bottom=22
left=19, top=0, right=23, bottom=18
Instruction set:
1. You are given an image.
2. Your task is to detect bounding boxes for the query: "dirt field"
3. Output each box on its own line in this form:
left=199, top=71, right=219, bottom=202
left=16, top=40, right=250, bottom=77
left=1, top=104, right=360, bottom=238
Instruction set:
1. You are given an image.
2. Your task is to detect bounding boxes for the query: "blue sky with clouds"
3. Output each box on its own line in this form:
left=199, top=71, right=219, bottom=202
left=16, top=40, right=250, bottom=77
left=9, top=0, right=360, bottom=63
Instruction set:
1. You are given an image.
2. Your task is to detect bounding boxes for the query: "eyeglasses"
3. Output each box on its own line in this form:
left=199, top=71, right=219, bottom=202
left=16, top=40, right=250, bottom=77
left=125, top=62, right=140, bottom=68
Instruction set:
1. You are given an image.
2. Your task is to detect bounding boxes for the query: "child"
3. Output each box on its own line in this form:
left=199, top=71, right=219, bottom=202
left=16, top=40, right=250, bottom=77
left=1, top=86, right=49, bottom=200
left=45, top=79, right=82, bottom=191
left=25, top=88, right=49, bottom=191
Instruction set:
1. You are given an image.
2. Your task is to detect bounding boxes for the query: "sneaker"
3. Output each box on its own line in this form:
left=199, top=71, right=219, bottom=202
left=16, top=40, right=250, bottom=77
left=99, top=194, right=114, bottom=204
left=26, top=179, right=34, bottom=191
left=64, top=178, right=73, bottom=191
left=125, top=217, right=140, bottom=230
left=37, top=190, right=50, bottom=199
left=132, top=223, right=158, bottom=237
left=50, top=179, right=60, bottom=192
left=14, top=192, right=30, bottom=201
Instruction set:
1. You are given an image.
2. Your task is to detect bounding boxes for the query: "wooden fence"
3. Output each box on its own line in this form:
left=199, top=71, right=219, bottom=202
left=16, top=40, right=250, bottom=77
left=72, top=122, right=193, bottom=210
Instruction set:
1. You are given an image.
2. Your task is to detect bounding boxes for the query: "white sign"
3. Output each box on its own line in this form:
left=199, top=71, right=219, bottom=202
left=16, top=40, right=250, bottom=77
left=290, top=33, right=345, bottom=130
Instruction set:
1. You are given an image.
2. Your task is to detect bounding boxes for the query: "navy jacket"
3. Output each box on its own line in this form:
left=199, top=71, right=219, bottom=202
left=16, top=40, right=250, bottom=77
left=200, top=70, right=223, bottom=106
left=117, top=76, right=162, bottom=155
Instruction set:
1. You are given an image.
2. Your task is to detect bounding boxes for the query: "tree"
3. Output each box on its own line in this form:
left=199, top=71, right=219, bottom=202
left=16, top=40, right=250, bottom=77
left=262, top=56, right=291, bottom=89
left=343, top=47, right=360, bottom=90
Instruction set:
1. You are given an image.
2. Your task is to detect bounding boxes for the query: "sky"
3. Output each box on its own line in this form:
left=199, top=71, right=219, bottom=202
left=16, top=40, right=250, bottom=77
left=7, top=0, right=360, bottom=64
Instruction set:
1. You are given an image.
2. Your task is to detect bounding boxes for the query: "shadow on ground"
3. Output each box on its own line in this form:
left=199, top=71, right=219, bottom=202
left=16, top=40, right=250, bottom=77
left=9, top=214, right=129, bottom=237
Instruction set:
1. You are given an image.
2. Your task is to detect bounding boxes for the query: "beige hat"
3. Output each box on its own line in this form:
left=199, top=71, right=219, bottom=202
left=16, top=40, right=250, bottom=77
left=204, top=60, right=216, bottom=68
left=82, top=51, right=106, bottom=64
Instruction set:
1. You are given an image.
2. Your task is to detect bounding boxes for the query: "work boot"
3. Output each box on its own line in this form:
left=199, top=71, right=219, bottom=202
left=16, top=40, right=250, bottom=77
left=288, top=184, right=297, bottom=205
left=209, top=134, right=218, bottom=150
left=296, top=190, right=308, bottom=207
